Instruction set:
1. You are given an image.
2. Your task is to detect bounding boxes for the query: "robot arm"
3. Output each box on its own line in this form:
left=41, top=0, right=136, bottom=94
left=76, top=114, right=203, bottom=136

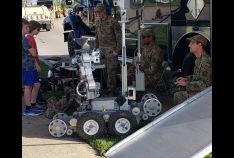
left=73, top=48, right=102, bottom=100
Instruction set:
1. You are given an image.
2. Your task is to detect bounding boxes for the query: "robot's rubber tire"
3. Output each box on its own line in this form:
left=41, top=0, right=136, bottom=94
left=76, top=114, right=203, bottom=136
left=77, top=112, right=107, bottom=140
left=108, top=111, right=137, bottom=137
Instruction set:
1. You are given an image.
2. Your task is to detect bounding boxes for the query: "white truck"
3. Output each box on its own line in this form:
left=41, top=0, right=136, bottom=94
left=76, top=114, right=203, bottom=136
left=22, top=5, right=51, bottom=31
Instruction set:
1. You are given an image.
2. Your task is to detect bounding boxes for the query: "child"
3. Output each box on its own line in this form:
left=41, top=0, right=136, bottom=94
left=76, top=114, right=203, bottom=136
left=22, top=18, right=43, bottom=116
left=25, top=20, right=45, bottom=111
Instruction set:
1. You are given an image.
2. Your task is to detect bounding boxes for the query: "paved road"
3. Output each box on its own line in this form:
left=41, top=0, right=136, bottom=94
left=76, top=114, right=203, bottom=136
left=35, top=18, right=68, bottom=56
left=22, top=113, right=101, bottom=158
left=22, top=18, right=101, bottom=158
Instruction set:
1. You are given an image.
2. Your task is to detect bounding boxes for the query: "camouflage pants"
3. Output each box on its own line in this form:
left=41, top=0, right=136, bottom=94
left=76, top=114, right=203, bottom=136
left=100, top=49, right=118, bottom=91
left=145, top=75, right=165, bottom=91
left=173, top=91, right=189, bottom=105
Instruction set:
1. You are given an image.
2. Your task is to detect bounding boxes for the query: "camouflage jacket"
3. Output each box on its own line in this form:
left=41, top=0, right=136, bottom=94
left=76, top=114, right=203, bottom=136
left=186, top=53, right=212, bottom=95
left=95, top=16, right=122, bottom=53
left=140, top=44, right=163, bottom=85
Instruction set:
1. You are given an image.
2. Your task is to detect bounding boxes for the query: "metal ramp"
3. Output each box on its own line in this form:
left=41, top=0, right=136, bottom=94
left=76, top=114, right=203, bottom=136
left=105, top=87, right=212, bottom=158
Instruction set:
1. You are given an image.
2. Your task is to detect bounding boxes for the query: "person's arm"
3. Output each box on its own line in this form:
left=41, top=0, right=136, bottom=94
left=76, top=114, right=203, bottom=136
left=95, top=20, right=99, bottom=49
left=26, top=35, right=37, bottom=57
left=28, top=48, right=37, bottom=57
left=143, top=49, right=163, bottom=75
left=186, top=62, right=212, bottom=92
left=175, top=77, right=189, bottom=86
left=35, top=61, right=41, bottom=72
left=23, top=37, right=36, bottom=57
left=95, top=33, right=99, bottom=49
left=113, top=19, right=122, bottom=54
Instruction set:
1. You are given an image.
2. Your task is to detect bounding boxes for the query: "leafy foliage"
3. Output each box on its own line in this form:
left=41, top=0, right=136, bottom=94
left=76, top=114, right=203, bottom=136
left=88, top=136, right=122, bottom=153
left=204, top=153, right=212, bottom=158
left=38, top=61, right=50, bottom=78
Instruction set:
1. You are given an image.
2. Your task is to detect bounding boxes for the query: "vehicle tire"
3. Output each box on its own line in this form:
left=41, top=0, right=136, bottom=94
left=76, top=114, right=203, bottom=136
left=77, top=112, right=107, bottom=140
left=46, top=28, right=50, bottom=31
left=67, top=32, right=80, bottom=57
left=108, top=111, right=137, bottom=137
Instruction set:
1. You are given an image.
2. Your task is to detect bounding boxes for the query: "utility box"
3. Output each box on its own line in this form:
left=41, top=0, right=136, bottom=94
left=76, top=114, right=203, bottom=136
left=135, top=71, right=145, bottom=91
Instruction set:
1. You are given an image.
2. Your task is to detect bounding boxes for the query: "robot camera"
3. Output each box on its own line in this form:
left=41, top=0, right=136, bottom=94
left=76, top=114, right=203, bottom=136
left=113, top=0, right=120, bottom=7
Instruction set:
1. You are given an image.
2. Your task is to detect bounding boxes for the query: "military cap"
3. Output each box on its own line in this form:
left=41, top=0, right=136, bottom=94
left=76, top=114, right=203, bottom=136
left=186, top=35, right=208, bottom=46
left=141, top=28, right=155, bottom=39
left=95, top=3, right=105, bottom=13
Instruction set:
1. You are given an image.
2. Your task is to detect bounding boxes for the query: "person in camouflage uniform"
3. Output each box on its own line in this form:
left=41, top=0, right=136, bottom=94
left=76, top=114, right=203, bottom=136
left=45, top=86, right=78, bottom=118
left=94, top=3, right=122, bottom=96
left=128, top=28, right=164, bottom=91
left=139, top=28, right=164, bottom=90
left=174, top=35, right=212, bottom=104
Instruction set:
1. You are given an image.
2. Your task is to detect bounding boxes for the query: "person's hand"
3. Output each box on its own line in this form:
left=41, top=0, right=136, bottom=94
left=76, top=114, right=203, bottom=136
left=112, top=51, right=118, bottom=57
left=128, top=65, right=135, bottom=74
left=139, top=65, right=144, bottom=72
left=128, top=65, right=135, bottom=80
left=176, top=77, right=187, bottom=82
left=175, top=77, right=189, bottom=86
left=78, top=69, right=85, bottom=80
left=136, top=56, right=141, bottom=64
left=36, top=64, right=41, bottom=72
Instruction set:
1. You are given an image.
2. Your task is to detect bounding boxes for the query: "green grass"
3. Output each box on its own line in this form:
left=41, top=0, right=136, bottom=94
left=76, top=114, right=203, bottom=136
left=88, top=136, right=122, bottom=154
left=39, top=61, right=50, bottom=78
left=204, top=152, right=212, bottom=158
left=154, top=26, right=168, bottom=45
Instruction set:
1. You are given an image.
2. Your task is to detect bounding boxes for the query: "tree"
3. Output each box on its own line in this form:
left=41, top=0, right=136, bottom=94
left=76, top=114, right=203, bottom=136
left=61, top=0, right=67, bottom=9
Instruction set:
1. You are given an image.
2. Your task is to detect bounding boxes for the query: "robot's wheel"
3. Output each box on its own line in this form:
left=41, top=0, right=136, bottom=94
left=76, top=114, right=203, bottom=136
left=66, top=129, right=73, bottom=136
left=143, top=98, right=162, bottom=117
left=77, top=112, right=107, bottom=140
left=53, top=113, right=69, bottom=121
left=48, top=119, right=67, bottom=138
left=141, top=93, right=158, bottom=103
left=142, top=114, right=149, bottom=120
left=108, top=111, right=137, bottom=137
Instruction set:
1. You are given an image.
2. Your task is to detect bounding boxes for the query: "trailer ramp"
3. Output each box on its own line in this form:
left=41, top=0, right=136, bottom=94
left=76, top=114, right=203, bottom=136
left=105, top=87, right=212, bottom=158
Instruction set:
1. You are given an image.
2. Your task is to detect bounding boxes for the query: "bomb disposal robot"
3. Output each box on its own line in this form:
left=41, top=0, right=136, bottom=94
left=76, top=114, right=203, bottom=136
left=48, top=0, right=162, bottom=140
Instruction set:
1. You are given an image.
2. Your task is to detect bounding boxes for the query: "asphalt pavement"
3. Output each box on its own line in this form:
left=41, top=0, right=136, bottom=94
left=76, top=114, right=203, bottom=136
left=22, top=100, right=101, bottom=158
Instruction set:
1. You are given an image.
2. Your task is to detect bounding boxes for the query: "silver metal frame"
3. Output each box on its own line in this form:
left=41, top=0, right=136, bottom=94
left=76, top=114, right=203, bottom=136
left=105, top=86, right=212, bottom=157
